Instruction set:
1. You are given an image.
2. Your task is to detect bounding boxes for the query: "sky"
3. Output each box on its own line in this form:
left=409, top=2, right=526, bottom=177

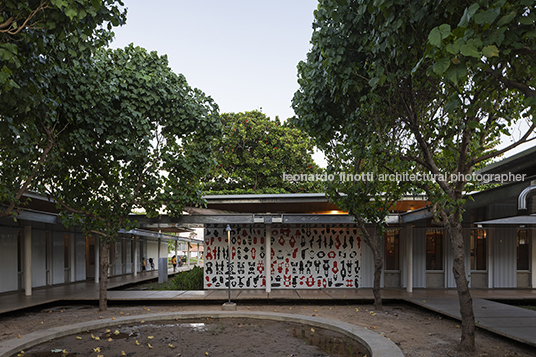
left=110, top=0, right=319, bottom=122
left=109, top=0, right=534, bottom=164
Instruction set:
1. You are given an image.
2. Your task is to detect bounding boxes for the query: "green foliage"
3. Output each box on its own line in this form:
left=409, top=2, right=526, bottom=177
left=293, top=0, right=536, bottom=347
left=42, top=44, right=221, bottom=241
left=172, top=266, right=204, bottom=290
left=293, top=0, right=536, bottom=217
left=0, top=0, right=126, bottom=217
left=205, top=110, right=322, bottom=194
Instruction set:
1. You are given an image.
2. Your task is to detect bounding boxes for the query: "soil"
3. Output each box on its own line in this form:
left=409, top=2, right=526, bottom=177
left=1, top=302, right=536, bottom=357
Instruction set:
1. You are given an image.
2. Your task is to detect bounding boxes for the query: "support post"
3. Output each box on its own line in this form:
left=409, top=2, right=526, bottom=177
left=532, top=229, right=536, bottom=288
left=222, top=224, right=236, bottom=311
left=226, top=225, right=231, bottom=303
left=406, top=226, right=413, bottom=293
left=187, top=243, right=191, bottom=267
left=70, top=232, right=75, bottom=283
left=488, top=229, right=493, bottom=288
left=133, top=237, right=138, bottom=276
left=95, top=238, right=100, bottom=284
left=197, top=243, right=200, bottom=264
left=157, top=237, right=161, bottom=270
left=265, top=224, right=272, bottom=293
left=174, top=240, right=178, bottom=268
left=24, top=224, right=32, bottom=296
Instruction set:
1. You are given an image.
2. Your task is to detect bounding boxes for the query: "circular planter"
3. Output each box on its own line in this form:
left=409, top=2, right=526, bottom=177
left=0, top=311, right=404, bottom=357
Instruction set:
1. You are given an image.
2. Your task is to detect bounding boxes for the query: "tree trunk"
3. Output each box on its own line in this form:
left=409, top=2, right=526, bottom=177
left=445, top=221, right=475, bottom=351
left=99, top=239, right=110, bottom=311
left=354, top=216, right=383, bottom=311
left=371, top=239, right=383, bottom=311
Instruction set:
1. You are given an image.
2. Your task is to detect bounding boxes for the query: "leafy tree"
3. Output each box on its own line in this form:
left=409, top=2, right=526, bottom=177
left=205, top=110, right=322, bottom=194
left=324, top=132, right=411, bottom=311
left=293, top=0, right=535, bottom=351
left=42, top=44, right=220, bottom=311
left=0, top=0, right=126, bottom=217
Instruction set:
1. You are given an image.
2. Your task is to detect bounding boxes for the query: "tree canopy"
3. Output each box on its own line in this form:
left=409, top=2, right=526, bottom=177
left=41, top=44, right=220, bottom=310
left=0, top=0, right=126, bottom=217
left=205, top=110, right=322, bottom=194
left=293, top=0, right=535, bottom=350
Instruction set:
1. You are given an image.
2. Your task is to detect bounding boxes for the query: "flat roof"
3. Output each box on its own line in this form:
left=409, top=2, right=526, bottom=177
left=203, top=193, right=428, bottom=214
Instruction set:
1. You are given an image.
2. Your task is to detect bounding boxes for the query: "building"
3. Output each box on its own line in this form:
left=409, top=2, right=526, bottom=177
left=0, top=193, right=197, bottom=295
left=1, top=146, right=535, bottom=295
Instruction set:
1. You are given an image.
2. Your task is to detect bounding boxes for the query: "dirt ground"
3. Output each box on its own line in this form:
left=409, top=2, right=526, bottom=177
left=1, top=301, right=535, bottom=357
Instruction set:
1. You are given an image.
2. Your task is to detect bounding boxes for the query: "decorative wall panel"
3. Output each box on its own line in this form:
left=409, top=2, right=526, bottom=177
left=204, top=226, right=362, bottom=289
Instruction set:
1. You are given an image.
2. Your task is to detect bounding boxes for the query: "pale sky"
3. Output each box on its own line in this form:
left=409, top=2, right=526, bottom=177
left=109, top=1, right=533, bottom=164
left=110, top=0, right=319, bottom=122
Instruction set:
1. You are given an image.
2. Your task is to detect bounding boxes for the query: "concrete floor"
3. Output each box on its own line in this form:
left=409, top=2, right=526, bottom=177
left=1, top=269, right=536, bottom=347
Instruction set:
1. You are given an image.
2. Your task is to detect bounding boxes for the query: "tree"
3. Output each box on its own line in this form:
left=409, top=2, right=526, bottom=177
left=293, top=0, right=535, bottom=351
left=42, top=44, right=220, bottom=311
left=0, top=0, right=126, bottom=217
left=324, top=138, right=411, bottom=311
left=205, top=110, right=322, bottom=194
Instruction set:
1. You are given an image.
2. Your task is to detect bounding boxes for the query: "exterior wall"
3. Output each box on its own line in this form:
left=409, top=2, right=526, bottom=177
left=125, top=239, right=132, bottom=274
left=32, top=229, right=47, bottom=288
left=413, top=228, right=427, bottom=288
left=470, top=272, right=488, bottom=288
left=492, top=227, right=517, bottom=288
left=159, top=240, right=168, bottom=269
left=384, top=272, right=400, bottom=287
left=204, top=225, right=362, bottom=289
left=75, top=234, right=86, bottom=281
left=146, top=240, right=159, bottom=270
left=0, top=227, right=18, bottom=293
left=51, top=231, right=65, bottom=285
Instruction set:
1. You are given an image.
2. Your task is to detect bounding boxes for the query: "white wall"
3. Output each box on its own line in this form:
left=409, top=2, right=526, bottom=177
left=204, top=226, right=362, bottom=289
left=32, top=229, right=47, bottom=288
left=0, top=227, right=18, bottom=293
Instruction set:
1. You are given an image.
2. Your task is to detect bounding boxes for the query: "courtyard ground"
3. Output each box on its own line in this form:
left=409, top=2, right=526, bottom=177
left=1, top=301, right=535, bottom=357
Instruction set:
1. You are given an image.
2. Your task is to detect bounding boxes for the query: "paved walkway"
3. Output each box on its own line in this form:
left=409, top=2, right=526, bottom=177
left=1, top=271, right=535, bottom=348
left=0, top=266, right=189, bottom=314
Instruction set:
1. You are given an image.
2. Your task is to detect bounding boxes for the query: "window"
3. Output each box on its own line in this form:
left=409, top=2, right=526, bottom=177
left=385, top=230, right=399, bottom=270
left=470, top=229, right=487, bottom=270
left=517, top=229, right=531, bottom=271
left=426, top=230, right=443, bottom=270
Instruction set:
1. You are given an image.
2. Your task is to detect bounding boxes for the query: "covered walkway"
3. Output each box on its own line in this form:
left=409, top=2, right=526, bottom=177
left=1, top=270, right=535, bottom=348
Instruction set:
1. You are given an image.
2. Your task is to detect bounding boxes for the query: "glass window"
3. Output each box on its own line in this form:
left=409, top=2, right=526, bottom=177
left=517, top=229, right=531, bottom=271
left=385, top=230, right=399, bottom=270
left=470, top=229, right=487, bottom=270
left=426, top=230, right=443, bottom=270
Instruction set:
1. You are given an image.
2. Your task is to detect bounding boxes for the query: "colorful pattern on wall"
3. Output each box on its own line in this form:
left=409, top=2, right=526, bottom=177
left=203, top=226, right=362, bottom=289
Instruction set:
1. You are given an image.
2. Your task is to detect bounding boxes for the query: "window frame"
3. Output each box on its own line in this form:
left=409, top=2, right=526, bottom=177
left=470, top=228, right=488, bottom=271
left=384, top=229, right=400, bottom=271
left=425, top=229, right=444, bottom=271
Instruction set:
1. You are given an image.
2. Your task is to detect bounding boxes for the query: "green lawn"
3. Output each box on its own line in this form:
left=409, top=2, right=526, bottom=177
left=520, top=305, right=536, bottom=312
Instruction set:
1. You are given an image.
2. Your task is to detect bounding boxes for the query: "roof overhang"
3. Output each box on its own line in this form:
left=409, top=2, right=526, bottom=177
left=120, top=228, right=201, bottom=243
left=475, top=215, right=536, bottom=225
left=134, top=213, right=400, bottom=226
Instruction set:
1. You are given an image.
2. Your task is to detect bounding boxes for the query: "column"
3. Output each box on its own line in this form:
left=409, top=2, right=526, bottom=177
left=24, top=224, right=32, bottom=296
left=406, top=226, right=413, bottom=293
left=133, top=237, right=138, bottom=276
left=488, top=228, right=494, bottom=288
left=197, top=243, right=200, bottom=264
left=187, top=243, right=191, bottom=267
left=265, top=225, right=271, bottom=293
left=95, top=238, right=100, bottom=284
left=70, top=232, right=75, bottom=283
left=174, top=240, right=178, bottom=266
left=532, top=231, right=536, bottom=288
left=157, top=237, right=161, bottom=270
